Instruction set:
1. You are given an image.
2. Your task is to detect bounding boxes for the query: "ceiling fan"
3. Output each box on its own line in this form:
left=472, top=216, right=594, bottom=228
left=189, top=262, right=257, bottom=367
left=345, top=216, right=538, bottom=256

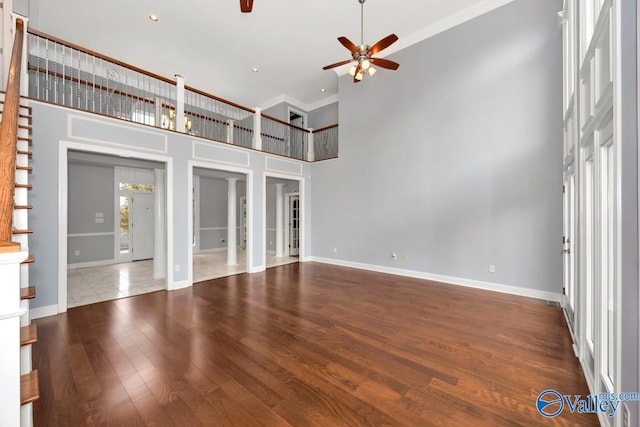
left=322, top=0, right=399, bottom=83
left=240, top=0, right=253, bottom=13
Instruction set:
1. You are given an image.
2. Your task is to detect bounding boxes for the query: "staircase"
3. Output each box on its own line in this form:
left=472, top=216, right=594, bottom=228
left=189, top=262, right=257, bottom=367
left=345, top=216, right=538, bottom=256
left=0, top=16, right=39, bottom=426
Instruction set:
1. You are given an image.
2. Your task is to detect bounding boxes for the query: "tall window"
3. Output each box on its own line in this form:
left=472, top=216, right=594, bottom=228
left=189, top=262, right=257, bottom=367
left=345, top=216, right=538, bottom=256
left=585, top=158, right=595, bottom=351
left=600, top=143, right=616, bottom=390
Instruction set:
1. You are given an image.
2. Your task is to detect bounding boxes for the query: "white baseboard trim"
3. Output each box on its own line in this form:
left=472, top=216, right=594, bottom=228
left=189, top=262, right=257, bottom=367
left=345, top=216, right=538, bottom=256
left=249, top=265, right=265, bottom=273
left=30, top=304, right=59, bottom=319
left=310, top=257, right=561, bottom=302
left=168, top=280, right=191, bottom=291
left=68, top=258, right=117, bottom=269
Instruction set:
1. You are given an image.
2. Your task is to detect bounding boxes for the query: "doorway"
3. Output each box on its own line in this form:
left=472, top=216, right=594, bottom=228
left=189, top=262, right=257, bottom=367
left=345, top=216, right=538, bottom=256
left=65, top=150, right=167, bottom=309
left=192, top=167, right=248, bottom=282
left=117, top=169, right=156, bottom=262
left=265, top=176, right=301, bottom=268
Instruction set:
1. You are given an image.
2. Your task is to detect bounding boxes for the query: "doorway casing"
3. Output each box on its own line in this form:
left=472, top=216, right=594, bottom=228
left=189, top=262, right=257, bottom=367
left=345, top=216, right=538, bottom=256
left=58, top=141, right=173, bottom=313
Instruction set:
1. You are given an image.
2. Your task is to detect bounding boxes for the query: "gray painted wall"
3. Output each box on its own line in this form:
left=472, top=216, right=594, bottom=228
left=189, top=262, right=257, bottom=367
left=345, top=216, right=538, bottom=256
left=67, top=162, right=115, bottom=264
left=197, top=176, right=246, bottom=251
left=309, top=102, right=338, bottom=129
left=29, top=103, right=310, bottom=309
left=311, top=0, right=564, bottom=294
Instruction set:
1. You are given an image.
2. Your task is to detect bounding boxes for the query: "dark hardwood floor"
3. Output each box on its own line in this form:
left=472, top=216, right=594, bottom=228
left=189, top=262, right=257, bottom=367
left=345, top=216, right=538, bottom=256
left=33, top=262, right=598, bottom=426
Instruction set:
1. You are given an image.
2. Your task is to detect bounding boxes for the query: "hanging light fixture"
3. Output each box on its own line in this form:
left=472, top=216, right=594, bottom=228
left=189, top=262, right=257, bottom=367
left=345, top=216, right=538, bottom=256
left=322, top=0, right=400, bottom=83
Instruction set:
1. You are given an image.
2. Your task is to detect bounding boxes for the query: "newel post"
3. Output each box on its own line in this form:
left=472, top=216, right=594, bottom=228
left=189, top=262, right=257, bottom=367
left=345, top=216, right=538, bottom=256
left=252, top=107, right=262, bottom=151
left=175, top=74, right=186, bottom=133
left=307, top=128, right=315, bottom=162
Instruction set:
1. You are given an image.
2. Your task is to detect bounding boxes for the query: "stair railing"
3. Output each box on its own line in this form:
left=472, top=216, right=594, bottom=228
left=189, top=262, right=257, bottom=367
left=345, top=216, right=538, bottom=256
left=0, top=18, right=25, bottom=243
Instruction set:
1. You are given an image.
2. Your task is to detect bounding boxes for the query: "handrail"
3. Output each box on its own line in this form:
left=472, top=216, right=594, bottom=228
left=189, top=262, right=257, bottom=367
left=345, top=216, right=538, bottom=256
left=0, top=18, right=25, bottom=242
left=27, top=28, right=176, bottom=86
left=262, top=113, right=311, bottom=133
left=184, top=85, right=255, bottom=114
left=312, top=123, right=339, bottom=133
left=26, top=27, right=339, bottom=161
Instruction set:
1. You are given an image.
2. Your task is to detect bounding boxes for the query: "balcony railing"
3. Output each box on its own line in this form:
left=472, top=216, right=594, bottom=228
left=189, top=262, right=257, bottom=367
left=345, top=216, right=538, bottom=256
left=25, top=29, right=338, bottom=161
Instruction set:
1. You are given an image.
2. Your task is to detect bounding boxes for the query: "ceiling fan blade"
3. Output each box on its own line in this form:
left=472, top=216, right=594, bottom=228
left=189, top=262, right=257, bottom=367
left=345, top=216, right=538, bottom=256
left=371, top=57, right=400, bottom=70
left=322, top=59, right=354, bottom=70
left=338, top=36, right=359, bottom=54
left=353, top=64, right=362, bottom=83
left=367, top=34, right=398, bottom=56
left=240, top=0, right=253, bottom=12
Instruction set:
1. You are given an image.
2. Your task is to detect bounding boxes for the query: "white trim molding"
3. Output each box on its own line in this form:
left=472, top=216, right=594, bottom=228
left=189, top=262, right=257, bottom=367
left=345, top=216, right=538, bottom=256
left=310, top=257, right=562, bottom=302
left=29, top=304, right=59, bottom=320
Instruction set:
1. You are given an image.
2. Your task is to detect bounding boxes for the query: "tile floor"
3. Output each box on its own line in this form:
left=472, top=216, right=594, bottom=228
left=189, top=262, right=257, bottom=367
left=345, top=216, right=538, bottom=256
left=67, top=259, right=164, bottom=308
left=67, top=250, right=298, bottom=308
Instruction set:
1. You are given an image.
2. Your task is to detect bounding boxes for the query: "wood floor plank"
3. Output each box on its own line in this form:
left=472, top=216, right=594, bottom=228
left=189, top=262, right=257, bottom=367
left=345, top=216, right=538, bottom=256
left=34, top=262, right=598, bottom=426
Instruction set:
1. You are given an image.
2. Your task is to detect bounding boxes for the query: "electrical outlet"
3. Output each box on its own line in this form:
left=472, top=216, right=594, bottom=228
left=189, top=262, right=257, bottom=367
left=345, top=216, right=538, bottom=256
left=392, top=253, right=397, bottom=259
left=489, top=264, right=496, bottom=273
left=74, top=250, right=80, bottom=256
left=175, top=264, right=181, bottom=272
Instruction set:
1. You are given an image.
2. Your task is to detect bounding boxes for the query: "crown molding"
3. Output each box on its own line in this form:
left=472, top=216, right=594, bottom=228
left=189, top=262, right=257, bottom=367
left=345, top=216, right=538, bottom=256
left=259, top=94, right=339, bottom=113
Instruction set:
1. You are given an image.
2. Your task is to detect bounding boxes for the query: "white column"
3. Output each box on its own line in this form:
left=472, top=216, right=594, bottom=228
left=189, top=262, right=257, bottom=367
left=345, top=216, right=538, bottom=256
left=253, top=107, right=262, bottom=151
left=275, top=183, right=285, bottom=257
left=307, top=128, right=315, bottom=162
left=153, top=169, right=166, bottom=280
left=227, top=119, right=234, bottom=144
left=227, top=178, right=238, bottom=266
left=175, top=74, right=186, bottom=133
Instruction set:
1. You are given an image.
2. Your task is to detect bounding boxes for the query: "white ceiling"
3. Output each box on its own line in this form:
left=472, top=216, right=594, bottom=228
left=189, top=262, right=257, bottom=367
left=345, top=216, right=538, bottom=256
left=21, top=0, right=514, bottom=111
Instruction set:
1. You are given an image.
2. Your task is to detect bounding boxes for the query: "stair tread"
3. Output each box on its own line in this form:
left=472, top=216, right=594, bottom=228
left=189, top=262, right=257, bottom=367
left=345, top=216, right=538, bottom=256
left=21, top=255, right=35, bottom=264
left=20, top=286, right=36, bottom=300
left=16, top=165, right=32, bottom=172
left=17, top=150, right=33, bottom=157
left=20, top=324, right=37, bottom=346
left=20, top=370, right=39, bottom=405
left=13, top=229, right=34, bottom=234
left=14, top=205, right=33, bottom=209
left=15, top=183, right=32, bottom=189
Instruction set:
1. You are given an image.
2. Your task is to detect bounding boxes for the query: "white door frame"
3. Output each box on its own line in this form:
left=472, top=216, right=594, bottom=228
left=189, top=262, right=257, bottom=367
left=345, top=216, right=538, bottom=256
left=58, top=141, right=173, bottom=314
left=263, top=172, right=305, bottom=265
left=287, top=106, right=307, bottom=128
left=187, top=161, right=253, bottom=284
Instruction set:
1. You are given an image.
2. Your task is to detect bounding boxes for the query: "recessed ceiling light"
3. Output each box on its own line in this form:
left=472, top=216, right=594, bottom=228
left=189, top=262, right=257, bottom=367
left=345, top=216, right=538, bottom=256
left=149, top=14, right=159, bottom=22
left=251, top=67, right=259, bottom=73
left=320, top=88, right=326, bottom=93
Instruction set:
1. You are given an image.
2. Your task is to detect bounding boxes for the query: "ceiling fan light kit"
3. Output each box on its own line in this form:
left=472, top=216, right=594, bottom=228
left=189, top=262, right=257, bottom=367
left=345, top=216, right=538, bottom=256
left=322, top=0, right=400, bottom=83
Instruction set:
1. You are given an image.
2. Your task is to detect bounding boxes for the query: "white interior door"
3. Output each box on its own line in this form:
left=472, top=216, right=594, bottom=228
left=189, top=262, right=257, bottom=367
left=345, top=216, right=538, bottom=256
left=131, top=193, right=155, bottom=261
left=289, top=195, right=300, bottom=256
